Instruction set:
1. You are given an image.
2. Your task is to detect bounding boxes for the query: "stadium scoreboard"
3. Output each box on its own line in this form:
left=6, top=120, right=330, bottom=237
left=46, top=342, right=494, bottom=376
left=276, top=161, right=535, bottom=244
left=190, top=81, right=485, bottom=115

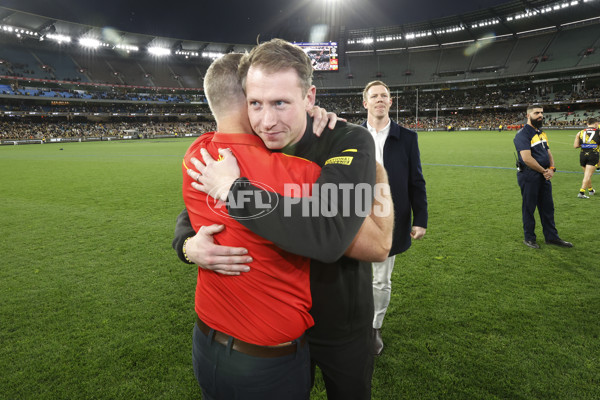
left=293, top=42, right=338, bottom=71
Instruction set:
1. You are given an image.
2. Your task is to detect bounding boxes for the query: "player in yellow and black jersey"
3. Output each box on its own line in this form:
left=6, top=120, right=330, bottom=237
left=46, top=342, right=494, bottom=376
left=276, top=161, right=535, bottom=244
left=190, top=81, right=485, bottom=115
left=574, top=117, right=600, bottom=199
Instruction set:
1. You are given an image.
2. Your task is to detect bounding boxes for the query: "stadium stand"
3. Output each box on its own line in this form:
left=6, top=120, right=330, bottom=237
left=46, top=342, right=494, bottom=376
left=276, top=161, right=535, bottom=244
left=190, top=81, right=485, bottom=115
left=534, top=23, right=600, bottom=72
left=1, top=0, right=600, bottom=144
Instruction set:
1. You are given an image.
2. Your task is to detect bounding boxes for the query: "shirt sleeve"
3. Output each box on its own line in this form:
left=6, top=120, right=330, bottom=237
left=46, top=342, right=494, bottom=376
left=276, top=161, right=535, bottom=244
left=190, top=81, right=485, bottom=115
left=514, top=133, right=530, bottom=152
left=408, top=132, right=428, bottom=229
left=172, top=208, right=196, bottom=264
left=227, top=128, right=376, bottom=263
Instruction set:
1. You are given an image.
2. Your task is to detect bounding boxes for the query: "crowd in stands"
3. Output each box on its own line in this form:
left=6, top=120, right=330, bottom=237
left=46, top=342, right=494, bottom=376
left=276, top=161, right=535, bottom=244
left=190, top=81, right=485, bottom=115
left=348, top=110, right=599, bottom=130
left=317, top=86, right=600, bottom=114
left=341, top=111, right=518, bottom=130
left=0, top=101, right=211, bottom=114
left=1, top=84, right=203, bottom=103
left=4, top=106, right=598, bottom=142
left=2, top=82, right=600, bottom=110
left=2, top=81, right=600, bottom=142
left=0, top=120, right=215, bottom=141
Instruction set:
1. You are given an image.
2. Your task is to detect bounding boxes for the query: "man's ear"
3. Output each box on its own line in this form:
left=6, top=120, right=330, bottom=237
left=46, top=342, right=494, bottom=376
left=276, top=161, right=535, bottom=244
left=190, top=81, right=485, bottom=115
left=305, top=85, right=317, bottom=109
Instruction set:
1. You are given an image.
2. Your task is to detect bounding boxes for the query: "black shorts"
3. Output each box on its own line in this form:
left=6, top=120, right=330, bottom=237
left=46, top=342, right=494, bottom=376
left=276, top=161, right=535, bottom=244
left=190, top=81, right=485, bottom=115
left=580, top=151, right=600, bottom=167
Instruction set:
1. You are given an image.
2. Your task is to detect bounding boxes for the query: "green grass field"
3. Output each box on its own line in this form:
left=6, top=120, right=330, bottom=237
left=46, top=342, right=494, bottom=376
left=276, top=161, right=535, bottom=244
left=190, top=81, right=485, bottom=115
left=1, top=131, right=599, bottom=399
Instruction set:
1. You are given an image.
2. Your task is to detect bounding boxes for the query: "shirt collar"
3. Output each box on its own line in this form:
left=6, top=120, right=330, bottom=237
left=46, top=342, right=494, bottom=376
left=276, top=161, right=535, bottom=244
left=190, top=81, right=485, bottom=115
left=212, top=132, right=266, bottom=148
left=366, top=119, right=391, bottom=136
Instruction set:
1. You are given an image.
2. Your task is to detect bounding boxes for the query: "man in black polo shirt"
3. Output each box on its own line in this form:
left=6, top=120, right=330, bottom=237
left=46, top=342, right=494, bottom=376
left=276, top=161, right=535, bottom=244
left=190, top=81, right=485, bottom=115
left=174, top=39, right=393, bottom=400
left=513, top=105, right=572, bottom=249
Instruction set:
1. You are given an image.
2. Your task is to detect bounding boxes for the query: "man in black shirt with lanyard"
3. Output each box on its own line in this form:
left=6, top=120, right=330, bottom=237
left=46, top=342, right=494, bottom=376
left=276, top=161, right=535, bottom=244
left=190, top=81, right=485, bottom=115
left=513, top=105, right=573, bottom=249
left=573, top=117, right=600, bottom=199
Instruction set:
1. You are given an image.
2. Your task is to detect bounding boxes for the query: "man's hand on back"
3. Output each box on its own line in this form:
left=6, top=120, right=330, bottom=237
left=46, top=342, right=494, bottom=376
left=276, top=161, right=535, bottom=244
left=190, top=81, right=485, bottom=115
left=186, top=224, right=252, bottom=276
left=187, top=148, right=241, bottom=201
left=309, top=106, right=344, bottom=137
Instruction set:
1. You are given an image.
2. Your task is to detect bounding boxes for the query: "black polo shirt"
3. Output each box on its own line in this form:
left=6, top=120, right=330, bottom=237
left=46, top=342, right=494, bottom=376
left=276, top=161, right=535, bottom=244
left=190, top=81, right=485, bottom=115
left=228, top=116, right=377, bottom=342
left=514, top=124, right=551, bottom=171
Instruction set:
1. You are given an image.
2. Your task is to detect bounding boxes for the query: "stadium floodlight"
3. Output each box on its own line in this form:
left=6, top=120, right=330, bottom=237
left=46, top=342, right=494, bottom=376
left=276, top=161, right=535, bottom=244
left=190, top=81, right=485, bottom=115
left=148, top=47, right=171, bottom=56
left=79, top=38, right=102, bottom=49
left=115, top=44, right=139, bottom=52
left=175, top=50, right=199, bottom=57
left=1, top=24, right=39, bottom=39
left=47, top=33, right=71, bottom=43
left=202, top=52, right=224, bottom=59
left=376, top=34, right=402, bottom=42
left=406, top=31, right=432, bottom=39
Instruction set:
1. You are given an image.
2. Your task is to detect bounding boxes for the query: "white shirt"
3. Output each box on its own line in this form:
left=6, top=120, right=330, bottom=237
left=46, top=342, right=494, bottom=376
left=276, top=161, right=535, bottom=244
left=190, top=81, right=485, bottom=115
left=366, top=120, right=391, bottom=165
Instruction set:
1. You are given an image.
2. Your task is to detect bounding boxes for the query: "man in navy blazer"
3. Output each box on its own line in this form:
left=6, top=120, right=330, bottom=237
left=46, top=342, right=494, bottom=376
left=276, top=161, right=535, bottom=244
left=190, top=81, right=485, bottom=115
left=362, top=81, right=428, bottom=355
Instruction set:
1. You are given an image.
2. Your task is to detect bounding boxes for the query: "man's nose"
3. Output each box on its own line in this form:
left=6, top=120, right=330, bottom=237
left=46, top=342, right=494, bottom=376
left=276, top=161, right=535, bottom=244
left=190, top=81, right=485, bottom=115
left=262, top=107, right=277, bottom=129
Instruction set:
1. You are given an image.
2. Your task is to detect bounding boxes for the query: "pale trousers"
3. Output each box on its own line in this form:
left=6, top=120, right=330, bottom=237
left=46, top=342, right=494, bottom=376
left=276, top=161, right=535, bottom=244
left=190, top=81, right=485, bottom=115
left=372, top=255, right=396, bottom=329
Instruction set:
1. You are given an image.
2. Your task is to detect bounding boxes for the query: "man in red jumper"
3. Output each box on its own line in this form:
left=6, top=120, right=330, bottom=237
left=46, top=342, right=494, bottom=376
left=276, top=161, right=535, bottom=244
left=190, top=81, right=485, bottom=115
left=183, top=53, right=322, bottom=400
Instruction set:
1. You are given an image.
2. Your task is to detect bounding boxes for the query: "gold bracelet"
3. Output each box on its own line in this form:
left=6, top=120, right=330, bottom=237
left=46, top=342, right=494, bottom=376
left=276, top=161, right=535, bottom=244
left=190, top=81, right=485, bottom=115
left=182, top=237, right=192, bottom=263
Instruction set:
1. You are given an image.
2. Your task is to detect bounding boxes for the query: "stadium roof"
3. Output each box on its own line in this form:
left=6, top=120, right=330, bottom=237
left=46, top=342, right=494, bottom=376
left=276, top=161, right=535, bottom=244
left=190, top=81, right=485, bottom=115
left=346, top=0, right=600, bottom=51
left=1, top=0, right=599, bottom=56
left=0, top=6, right=254, bottom=56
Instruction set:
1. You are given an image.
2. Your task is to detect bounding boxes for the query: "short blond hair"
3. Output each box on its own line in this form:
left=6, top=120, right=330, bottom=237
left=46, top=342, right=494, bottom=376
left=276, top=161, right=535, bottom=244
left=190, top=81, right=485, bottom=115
left=363, top=80, right=391, bottom=101
left=203, top=53, right=245, bottom=118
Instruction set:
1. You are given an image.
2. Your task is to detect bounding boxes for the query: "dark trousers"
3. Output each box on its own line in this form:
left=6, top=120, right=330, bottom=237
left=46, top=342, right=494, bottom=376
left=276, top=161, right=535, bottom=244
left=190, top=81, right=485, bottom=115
left=517, top=171, right=559, bottom=242
left=192, top=322, right=311, bottom=400
left=308, top=327, right=374, bottom=400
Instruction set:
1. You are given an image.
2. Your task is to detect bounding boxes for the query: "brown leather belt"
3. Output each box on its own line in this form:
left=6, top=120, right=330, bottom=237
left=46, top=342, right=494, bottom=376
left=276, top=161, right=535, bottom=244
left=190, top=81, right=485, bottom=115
left=196, top=316, right=306, bottom=358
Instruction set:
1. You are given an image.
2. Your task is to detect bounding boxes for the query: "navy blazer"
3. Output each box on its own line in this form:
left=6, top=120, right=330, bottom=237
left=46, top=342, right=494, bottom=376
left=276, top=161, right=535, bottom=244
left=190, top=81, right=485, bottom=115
left=363, top=120, right=428, bottom=255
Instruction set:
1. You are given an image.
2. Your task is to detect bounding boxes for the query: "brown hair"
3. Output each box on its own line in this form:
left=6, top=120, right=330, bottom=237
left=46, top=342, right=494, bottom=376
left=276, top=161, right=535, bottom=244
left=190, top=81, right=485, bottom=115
left=238, top=38, right=313, bottom=95
left=588, top=117, right=598, bottom=125
left=203, top=53, right=245, bottom=118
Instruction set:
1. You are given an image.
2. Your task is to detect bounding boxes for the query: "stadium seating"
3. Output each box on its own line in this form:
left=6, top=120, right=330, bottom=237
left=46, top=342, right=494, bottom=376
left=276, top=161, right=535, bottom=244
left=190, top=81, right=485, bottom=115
left=1, top=1, right=600, bottom=143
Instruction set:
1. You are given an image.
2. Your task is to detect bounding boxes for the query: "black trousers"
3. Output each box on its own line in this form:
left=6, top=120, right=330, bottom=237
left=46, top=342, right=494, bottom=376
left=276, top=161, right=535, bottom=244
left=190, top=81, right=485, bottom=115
left=517, top=171, right=559, bottom=242
left=192, top=322, right=311, bottom=400
left=308, top=327, right=374, bottom=400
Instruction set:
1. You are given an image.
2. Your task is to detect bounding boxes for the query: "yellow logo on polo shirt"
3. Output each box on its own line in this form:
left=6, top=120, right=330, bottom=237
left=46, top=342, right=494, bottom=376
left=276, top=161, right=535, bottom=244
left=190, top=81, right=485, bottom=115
left=325, top=156, right=354, bottom=166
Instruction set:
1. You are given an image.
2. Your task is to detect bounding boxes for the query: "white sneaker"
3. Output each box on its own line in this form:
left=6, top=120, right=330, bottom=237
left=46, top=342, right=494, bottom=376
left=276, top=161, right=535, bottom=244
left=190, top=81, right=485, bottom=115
left=589, top=189, right=595, bottom=196
left=578, top=192, right=589, bottom=199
